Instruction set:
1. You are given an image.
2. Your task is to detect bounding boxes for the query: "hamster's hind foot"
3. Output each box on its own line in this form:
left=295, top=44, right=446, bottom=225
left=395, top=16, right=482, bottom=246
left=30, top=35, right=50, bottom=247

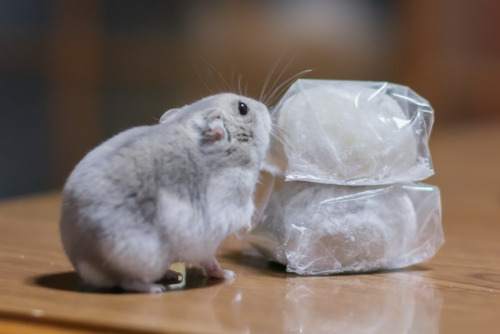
left=201, top=257, right=236, bottom=280
left=121, top=281, right=167, bottom=294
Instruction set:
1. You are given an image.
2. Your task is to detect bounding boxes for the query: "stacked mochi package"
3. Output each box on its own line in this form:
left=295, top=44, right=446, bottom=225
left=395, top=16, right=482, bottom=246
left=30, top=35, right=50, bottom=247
left=248, top=79, right=444, bottom=275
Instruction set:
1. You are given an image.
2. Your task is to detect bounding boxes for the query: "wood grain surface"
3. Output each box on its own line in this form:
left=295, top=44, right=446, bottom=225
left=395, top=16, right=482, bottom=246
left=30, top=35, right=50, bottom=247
left=0, top=123, right=499, bottom=333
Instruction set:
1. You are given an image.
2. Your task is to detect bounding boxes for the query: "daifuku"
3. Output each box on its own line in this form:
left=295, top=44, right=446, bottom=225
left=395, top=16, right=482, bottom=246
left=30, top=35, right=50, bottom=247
left=268, top=80, right=434, bottom=185
left=248, top=181, right=443, bottom=275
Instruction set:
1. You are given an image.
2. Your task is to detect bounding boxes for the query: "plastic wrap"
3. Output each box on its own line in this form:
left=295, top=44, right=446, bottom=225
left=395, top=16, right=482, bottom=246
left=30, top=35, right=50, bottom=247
left=249, top=79, right=442, bottom=275
left=248, top=181, right=443, bottom=275
left=268, top=79, right=434, bottom=185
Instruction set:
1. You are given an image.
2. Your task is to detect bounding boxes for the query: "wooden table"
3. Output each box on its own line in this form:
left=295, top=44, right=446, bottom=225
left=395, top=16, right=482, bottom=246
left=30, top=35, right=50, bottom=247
left=1, top=123, right=499, bottom=333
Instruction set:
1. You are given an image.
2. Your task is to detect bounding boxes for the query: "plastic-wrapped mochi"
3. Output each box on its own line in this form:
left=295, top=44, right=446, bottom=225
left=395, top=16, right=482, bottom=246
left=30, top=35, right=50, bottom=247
left=249, top=79, right=443, bottom=275
left=248, top=181, right=443, bottom=275
left=269, top=80, right=434, bottom=185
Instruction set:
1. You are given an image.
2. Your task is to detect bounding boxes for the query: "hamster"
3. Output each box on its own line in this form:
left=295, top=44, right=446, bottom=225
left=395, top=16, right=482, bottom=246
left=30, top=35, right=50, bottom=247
left=59, top=93, right=272, bottom=293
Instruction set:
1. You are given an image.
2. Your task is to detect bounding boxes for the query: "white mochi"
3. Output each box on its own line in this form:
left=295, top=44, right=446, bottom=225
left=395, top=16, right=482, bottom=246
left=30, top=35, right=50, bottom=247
left=248, top=181, right=444, bottom=275
left=269, top=80, right=434, bottom=185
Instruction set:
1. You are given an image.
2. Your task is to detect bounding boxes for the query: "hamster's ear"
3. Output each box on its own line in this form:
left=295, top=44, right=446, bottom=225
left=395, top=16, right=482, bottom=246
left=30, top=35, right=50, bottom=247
left=159, top=108, right=181, bottom=123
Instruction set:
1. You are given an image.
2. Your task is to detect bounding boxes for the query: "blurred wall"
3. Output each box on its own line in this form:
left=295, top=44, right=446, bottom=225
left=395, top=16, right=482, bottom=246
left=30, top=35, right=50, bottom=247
left=0, top=0, right=498, bottom=199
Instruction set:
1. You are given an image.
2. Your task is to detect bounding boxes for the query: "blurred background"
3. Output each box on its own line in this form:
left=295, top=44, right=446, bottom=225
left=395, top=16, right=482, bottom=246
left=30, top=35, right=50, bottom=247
left=1, top=0, right=499, bottom=199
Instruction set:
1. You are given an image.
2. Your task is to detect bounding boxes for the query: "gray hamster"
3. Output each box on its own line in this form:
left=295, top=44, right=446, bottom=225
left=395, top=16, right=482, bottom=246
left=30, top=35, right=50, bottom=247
left=60, top=93, right=272, bottom=293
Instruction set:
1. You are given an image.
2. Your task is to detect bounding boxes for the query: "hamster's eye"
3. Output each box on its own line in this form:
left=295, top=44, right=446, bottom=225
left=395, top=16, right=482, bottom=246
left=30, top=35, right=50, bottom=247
left=238, top=102, right=249, bottom=116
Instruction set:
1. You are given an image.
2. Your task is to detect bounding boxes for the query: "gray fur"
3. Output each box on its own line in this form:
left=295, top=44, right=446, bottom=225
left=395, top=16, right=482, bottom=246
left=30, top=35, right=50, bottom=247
left=60, top=93, right=271, bottom=293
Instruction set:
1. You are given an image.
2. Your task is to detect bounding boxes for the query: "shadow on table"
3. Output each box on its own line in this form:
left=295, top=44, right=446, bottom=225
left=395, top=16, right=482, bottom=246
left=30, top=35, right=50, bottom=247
left=29, top=267, right=225, bottom=294
left=222, top=249, right=432, bottom=277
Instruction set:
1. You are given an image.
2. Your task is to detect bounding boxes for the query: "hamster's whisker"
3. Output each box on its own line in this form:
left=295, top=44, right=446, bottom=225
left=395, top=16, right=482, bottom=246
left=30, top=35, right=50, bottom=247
left=199, top=58, right=232, bottom=94
left=229, top=68, right=246, bottom=97
left=193, top=62, right=218, bottom=95
left=237, top=74, right=243, bottom=96
left=264, top=69, right=312, bottom=108
left=270, top=122, right=288, bottom=141
left=229, top=67, right=237, bottom=94
left=269, top=126, right=287, bottom=146
left=260, top=53, right=295, bottom=106
left=260, top=59, right=278, bottom=102
left=270, top=128, right=283, bottom=141
left=268, top=105, right=278, bottom=118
